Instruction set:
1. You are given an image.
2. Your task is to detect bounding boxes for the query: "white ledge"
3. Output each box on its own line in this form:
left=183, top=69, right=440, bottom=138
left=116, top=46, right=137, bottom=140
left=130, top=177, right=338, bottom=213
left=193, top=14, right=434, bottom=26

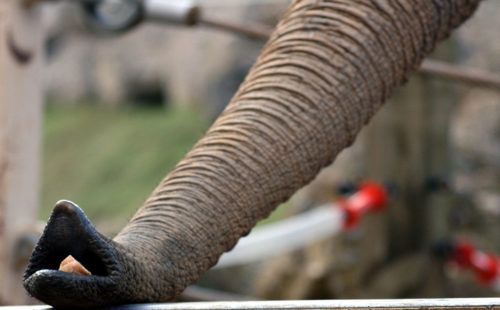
left=3, top=298, right=500, bottom=310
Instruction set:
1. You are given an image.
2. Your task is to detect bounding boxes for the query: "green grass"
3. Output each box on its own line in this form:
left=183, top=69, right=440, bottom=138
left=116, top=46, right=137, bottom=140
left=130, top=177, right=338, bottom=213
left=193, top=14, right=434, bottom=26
left=41, top=102, right=291, bottom=235
left=41, top=103, right=209, bottom=233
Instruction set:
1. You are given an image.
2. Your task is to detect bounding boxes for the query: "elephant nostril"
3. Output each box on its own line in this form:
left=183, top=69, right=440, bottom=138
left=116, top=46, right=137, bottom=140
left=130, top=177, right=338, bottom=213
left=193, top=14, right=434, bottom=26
left=30, top=246, right=109, bottom=276
left=59, top=255, right=92, bottom=276
left=24, top=200, right=118, bottom=279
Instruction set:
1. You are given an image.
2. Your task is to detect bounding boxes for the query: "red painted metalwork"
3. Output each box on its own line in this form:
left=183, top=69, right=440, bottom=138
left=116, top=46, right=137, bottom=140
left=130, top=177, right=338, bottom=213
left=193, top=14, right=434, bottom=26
left=337, top=182, right=389, bottom=230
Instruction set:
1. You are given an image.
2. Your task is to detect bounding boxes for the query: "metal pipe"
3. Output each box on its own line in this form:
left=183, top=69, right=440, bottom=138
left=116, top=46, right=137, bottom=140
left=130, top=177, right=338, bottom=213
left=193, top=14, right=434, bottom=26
left=195, top=0, right=292, bottom=7
left=113, top=298, right=500, bottom=310
left=214, top=182, right=387, bottom=269
left=214, top=205, right=344, bottom=269
left=196, top=19, right=500, bottom=90
left=144, top=0, right=200, bottom=26
left=419, top=59, right=500, bottom=90
left=198, top=17, right=272, bottom=40
left=3, top=298, right=500, bottom=310
left=22, top=0, right=500, bottom=90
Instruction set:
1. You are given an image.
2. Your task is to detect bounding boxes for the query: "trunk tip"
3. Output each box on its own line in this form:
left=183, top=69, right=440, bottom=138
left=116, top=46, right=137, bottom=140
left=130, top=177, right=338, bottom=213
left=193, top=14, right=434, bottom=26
left=23, top=200, right=125, bottom=307
left=54, top=199, right=81, bottom=215
left=51, top=200, right=93, bottom=228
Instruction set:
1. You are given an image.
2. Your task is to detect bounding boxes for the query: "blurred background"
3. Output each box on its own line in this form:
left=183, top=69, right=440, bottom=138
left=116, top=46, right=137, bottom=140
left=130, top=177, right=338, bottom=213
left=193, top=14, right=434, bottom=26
left=0, top=0, right=499, bottom=306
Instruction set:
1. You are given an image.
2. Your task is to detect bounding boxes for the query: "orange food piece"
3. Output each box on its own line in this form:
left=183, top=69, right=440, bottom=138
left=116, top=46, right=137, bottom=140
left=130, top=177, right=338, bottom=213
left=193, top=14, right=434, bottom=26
left=58, top=255, right=91, bottom=276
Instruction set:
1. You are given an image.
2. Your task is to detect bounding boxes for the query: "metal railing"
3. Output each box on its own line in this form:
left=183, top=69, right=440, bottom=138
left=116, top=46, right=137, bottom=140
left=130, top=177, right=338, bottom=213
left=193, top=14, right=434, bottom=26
left=28, top=0, right=500, bottom=90
left=215, top=182, right=387, bottom=268
left=2, top=298, right=500, bottom=310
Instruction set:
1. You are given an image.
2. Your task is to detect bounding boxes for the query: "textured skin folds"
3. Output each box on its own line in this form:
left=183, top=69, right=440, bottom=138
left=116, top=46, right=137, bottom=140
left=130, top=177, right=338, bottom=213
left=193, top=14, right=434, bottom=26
left=24, top=0, right=481, bottom=307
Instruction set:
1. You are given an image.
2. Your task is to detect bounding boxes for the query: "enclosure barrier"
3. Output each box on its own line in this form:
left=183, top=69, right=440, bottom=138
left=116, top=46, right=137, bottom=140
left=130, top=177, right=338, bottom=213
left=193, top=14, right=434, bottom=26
left=444, top=240, right=500, bottom=290
left=215, top=182, right=388, bottom=268
left=22, top=0, right=500, bottom=89
left=2, top=298, right=500, bottom=310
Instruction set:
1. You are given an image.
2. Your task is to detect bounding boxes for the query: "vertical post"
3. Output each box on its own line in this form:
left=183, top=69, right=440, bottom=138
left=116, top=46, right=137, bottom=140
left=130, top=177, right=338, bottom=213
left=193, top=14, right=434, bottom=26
left=362, top=42, right=457, bottom=295
left=0, top=0, right=43, bottom=305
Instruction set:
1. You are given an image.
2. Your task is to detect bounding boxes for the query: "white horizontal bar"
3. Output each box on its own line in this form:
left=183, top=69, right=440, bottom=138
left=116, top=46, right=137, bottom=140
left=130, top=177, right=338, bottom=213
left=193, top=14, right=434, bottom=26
left=195, top=0, right=291, bottom=7
left=144, top=0, right=198, bottom=24
left=110, top=298, right=500, bottom=310
left=2, top=298, right=500, bottom=310
left=214, top=205, right=344, bottom=268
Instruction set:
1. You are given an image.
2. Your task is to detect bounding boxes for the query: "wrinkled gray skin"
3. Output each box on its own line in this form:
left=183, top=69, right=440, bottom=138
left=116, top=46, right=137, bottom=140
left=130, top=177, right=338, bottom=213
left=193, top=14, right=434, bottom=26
left=24, top=0, right=481, bottom=308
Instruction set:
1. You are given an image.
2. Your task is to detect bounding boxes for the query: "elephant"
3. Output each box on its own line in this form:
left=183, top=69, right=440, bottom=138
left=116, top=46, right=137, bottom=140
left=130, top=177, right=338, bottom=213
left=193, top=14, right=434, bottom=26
left=23, top=0, right=482, bottom=308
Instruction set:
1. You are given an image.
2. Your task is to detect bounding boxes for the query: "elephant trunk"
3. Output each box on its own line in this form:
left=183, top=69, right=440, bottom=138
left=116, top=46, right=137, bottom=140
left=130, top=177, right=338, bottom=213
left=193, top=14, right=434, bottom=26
left=24, top=0, right=481, bottom=307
